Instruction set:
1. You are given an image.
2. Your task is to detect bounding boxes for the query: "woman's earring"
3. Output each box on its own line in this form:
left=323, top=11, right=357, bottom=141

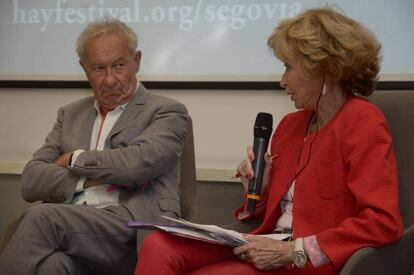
left=322, top=84, right=327, bottom=96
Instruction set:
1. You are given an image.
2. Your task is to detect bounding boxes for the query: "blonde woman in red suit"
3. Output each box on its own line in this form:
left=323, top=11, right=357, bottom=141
left=135, top=8, right=403, bottom=275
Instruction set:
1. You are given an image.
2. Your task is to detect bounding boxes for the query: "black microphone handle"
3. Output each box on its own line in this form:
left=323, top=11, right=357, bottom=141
left=246, top=137, right=269, bottom=213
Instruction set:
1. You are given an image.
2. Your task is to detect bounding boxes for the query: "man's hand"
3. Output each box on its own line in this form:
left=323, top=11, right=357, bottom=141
left=55, top=153, right=102, bottom=189
left=55, top=152, right=73, bottom=167
left=83, top=179, right=102, bottom=189
left=233, top=235, right=295, bottom=270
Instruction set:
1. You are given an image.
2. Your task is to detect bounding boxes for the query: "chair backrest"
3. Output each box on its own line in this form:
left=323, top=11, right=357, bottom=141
left=369, top=90, right=414, bottom=228
left=179, top=117, right=197, bottom=221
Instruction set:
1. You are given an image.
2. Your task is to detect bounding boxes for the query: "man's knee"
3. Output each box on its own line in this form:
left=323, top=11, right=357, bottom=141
left=23, top=204, right=64, bottom=221
left=37, top=251, right=89, bottom=275
left=19, top=203, right=69, bottom=232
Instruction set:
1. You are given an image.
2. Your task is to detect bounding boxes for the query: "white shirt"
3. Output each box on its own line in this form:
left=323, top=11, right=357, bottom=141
left=70, top=100, right=128, bottom=208
left=274, top=181, right=330, bottom=267
left=275, top=181, right=295, bottom=232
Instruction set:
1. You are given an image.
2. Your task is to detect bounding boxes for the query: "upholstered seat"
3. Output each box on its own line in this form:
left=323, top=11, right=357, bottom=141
left=179, top=117, right=197, bottom=220
left=340, top=90, right=414, bottom=275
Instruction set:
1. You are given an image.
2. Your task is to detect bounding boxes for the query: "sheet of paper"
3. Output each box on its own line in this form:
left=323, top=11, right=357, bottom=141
left=127, top=216, right=291, bottom=247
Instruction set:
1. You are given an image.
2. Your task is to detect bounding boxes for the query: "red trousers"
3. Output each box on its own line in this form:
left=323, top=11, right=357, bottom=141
left=135, top=231, right=284, bottom=275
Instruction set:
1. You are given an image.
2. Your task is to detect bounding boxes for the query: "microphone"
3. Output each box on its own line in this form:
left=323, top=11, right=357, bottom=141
left=246, top=112, right=273, bottom=213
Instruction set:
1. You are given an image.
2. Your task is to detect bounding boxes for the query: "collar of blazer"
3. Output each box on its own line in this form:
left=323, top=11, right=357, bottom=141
left=106, top=83, right=147, bottom=137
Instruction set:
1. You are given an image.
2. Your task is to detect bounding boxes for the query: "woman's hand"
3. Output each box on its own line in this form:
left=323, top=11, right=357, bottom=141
left=236, top=146, right=273, bottom=194
left=233, top=235, right=295, bottom=270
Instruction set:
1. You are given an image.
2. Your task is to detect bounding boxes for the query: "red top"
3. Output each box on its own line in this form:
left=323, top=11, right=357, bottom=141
left=236, top=95, right=403, bottom=273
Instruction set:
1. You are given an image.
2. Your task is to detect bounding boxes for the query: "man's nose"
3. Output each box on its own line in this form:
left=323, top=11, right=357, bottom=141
left=103, top=68, right=117, bottom=87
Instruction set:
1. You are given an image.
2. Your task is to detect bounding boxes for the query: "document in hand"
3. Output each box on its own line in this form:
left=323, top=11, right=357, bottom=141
left=127, top=215, right=291, bottom=247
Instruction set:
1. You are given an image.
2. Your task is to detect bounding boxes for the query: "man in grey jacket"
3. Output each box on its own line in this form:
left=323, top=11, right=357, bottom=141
left=0, top=18, right=188, bottom=275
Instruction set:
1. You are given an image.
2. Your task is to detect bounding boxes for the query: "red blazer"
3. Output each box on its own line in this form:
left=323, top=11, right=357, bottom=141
left=236, top=96, right=403, bottom=274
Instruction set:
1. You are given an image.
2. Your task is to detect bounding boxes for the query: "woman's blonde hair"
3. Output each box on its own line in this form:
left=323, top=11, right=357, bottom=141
left=268, top=8, right=381, bottom=96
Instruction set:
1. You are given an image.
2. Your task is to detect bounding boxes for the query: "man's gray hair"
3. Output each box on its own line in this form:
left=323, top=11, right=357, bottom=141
left=76, top=18, right=138, bottom=60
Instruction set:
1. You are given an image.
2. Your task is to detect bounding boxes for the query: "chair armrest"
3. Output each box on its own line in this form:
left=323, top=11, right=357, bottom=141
left=0, top=218, right=21, bottom=254
left=340, top=224, right=414, bottom=275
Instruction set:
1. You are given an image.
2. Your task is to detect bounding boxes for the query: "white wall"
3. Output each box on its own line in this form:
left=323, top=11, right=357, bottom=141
left=0, top=87, right=295, bottom=181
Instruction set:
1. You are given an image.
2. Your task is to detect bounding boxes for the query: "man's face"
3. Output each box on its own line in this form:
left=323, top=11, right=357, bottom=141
left=80, top=33, right=141, bottom=110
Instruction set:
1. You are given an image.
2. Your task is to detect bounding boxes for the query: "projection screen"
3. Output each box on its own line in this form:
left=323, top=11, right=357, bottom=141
left=0, top=0, right=413, bottom=82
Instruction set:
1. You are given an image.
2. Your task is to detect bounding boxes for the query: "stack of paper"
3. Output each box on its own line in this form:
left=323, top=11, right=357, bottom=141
left=127, top=216, right=291, bottom=247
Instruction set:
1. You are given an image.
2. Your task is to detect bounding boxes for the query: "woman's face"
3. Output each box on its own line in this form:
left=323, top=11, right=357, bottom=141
left=280, top=59, right=324, bottom=110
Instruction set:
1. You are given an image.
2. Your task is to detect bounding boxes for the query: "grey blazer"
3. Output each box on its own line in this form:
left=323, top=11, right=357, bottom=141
left=21, top=84, right=189, bottom=223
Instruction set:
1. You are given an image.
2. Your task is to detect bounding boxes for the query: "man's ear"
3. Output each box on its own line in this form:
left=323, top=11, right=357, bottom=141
left=134, top=50, right=142, bottom=72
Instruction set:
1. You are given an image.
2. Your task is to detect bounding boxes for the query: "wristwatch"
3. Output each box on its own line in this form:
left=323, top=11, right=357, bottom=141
left=291, top=238, right=307, bottom=268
